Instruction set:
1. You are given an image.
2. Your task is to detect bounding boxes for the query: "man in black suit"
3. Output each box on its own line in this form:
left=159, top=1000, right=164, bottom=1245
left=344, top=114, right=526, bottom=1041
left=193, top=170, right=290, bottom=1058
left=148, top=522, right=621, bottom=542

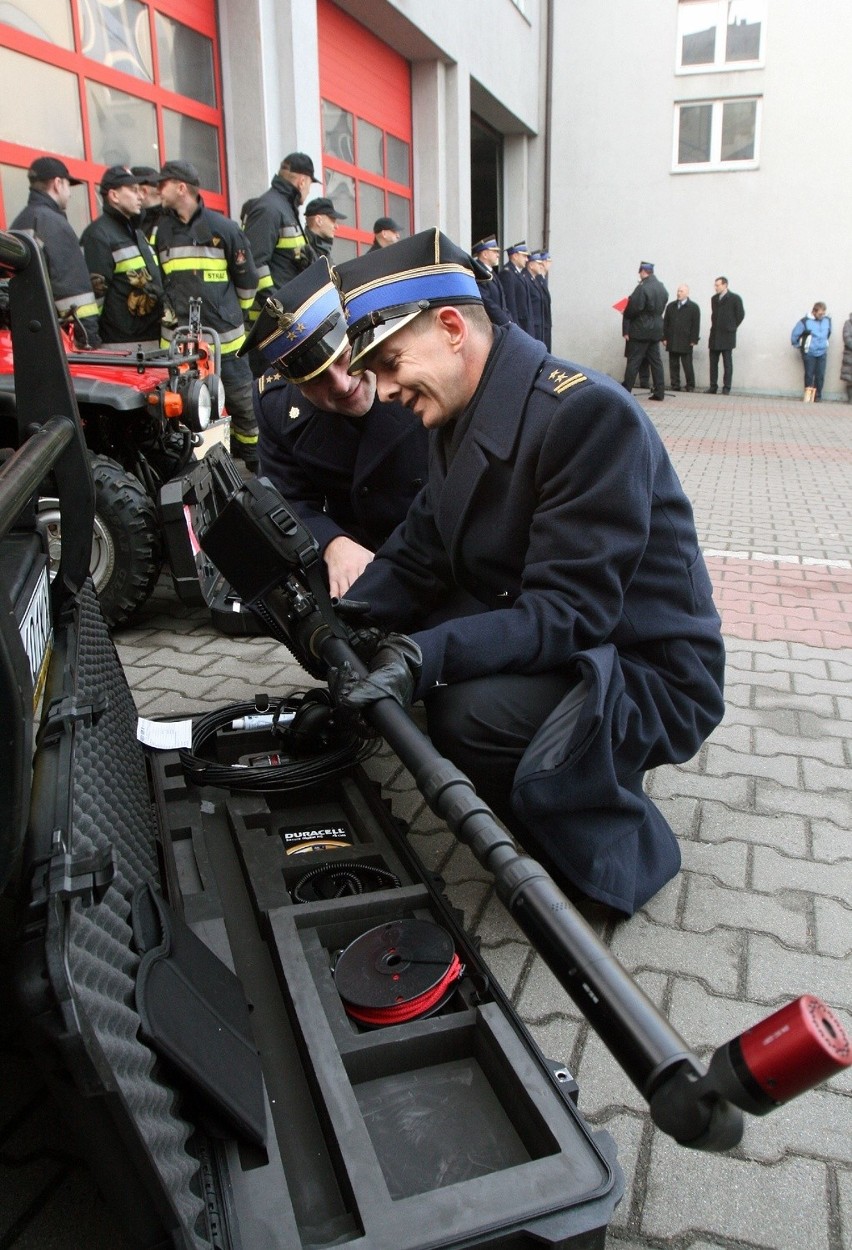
left=662, top=284, right=700, bottom=391
left=622, top=262, right=669, bottom=401
left=707, top=276, right=745, bottom=394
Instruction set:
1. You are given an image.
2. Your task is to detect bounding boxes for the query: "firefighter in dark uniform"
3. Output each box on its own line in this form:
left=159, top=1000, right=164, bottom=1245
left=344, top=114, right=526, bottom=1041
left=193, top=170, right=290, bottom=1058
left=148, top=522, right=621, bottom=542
left=238, top=258, right=429, bottom=599
left=154, top=159, right=259, bottom=468
left=243, top=153, right=319, bottom=319
left=10, top=155, right=101, bottom=347
left=471, top=235, right=510, bottom=327
left=497, top=241, right=534, bottom=336
left=131, top=165, right=163, bottom=241
left=80, top=165, right=163, bottom=344
left=334, top=230, right=726, bottom=917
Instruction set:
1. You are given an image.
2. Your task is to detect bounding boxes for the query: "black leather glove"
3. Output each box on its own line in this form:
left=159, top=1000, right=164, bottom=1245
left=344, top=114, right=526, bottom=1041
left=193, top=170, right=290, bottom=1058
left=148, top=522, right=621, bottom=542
left=329, top=634, right=422, bottom=711
left=333, top=598, right=384, bottom=663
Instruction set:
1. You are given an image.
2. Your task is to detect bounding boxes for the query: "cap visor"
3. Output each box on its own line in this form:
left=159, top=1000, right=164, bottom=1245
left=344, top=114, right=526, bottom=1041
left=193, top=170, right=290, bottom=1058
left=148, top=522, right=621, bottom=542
left=347, top=310, right=422, bottom=375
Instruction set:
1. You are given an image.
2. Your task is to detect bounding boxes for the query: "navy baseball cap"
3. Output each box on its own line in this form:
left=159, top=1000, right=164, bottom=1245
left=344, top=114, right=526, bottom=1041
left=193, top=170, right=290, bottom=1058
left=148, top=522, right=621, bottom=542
left=99, top=165, right=139, bottom=195
left=373, top=216, right=401, bottom=234
left=28, top=156, right=83, bottom=186
left=157, top=159, right=201, bottom=186
left=304, top=197, right=346, bottom=220
left=281, top=152, right=320, bottom=182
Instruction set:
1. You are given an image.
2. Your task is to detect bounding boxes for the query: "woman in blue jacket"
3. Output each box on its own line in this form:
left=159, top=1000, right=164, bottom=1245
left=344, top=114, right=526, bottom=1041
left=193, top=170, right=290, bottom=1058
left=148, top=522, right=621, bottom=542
left=792, top=303, right=831, bottom=400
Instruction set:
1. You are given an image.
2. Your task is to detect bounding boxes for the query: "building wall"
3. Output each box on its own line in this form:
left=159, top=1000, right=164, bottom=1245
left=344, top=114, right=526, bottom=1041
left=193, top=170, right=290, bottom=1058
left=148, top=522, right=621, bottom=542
left=218, top=0, right=546, bottom=254
left=548, top=1, right=852, bottom=398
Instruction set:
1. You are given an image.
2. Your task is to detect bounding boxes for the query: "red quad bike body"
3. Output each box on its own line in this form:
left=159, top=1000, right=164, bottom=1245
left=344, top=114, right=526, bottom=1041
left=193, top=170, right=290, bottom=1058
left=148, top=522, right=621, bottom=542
left=0, top=295, right=224, bottom=625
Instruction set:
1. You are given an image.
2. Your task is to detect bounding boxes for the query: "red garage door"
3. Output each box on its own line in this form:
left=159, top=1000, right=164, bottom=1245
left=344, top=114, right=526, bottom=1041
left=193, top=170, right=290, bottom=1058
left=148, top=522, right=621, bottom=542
left=0, top=0, right=227, bottom=234
left=317, top=0, right=412, bottom=259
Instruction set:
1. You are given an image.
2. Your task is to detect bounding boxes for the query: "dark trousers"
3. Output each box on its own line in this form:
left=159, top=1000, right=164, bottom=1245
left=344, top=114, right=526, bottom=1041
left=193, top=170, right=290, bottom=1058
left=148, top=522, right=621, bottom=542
left=220, top=354, right=259, bottom=460
left=668, top=349, right=695, bottom=390
left=803, top=353, right=827, bottom=399
left=709, top=348, right=733, bottom=390
left=424, top=672, right=585, bottom=834
left=623, top=339, right=664, bottom=397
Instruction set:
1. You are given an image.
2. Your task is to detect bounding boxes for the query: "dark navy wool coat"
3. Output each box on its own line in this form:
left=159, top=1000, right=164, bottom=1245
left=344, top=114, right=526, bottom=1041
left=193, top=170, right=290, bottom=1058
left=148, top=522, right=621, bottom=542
left=351, top=324, right=725, bottom=913
left=254, top=374, right=429, bottom=555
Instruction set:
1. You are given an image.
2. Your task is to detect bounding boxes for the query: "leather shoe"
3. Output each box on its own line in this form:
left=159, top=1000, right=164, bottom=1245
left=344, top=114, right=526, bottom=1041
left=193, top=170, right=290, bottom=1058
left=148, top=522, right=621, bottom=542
left=722, top=387, right=731, bottom=394
left=705, top=387, right=717, bottom=394
left=648, top=394, right=664, bottom=401
left=685, top=386, right=694, bottom=392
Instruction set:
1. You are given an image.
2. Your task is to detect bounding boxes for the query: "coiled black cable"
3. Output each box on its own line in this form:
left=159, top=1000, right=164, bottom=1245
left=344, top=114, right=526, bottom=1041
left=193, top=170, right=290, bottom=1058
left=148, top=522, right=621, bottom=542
left=178, top=693, right=378, bottom=793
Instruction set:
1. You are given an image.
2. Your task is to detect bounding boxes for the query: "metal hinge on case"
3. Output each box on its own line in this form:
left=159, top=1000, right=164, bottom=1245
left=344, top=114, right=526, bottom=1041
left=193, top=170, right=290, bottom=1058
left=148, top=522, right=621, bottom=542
left=36, top=691, right=108, bottom=745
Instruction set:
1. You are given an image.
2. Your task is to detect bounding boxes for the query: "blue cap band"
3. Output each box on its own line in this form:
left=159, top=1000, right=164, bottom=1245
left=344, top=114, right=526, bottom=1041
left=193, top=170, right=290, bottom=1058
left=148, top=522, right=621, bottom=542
left=258, top=283, right=341, bottom=362
left=345, top=268, right=481, bottom=328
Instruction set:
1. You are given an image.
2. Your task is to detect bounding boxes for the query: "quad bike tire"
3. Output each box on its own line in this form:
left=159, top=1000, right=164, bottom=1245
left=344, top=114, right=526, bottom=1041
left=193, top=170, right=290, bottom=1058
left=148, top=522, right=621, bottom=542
left=38, top=454, right=162, bottom=628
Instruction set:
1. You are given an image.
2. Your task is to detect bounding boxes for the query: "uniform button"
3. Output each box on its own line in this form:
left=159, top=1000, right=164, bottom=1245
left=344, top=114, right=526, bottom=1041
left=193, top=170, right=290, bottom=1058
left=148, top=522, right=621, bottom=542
left=358, top=486, right=369, bottom=496
left=413, top=478, right=423, bottom=486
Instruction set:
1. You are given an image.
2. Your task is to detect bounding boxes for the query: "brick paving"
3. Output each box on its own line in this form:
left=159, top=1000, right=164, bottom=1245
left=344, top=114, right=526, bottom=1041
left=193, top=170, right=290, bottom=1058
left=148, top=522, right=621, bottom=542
left=2, top=390, right=851, bottom=1248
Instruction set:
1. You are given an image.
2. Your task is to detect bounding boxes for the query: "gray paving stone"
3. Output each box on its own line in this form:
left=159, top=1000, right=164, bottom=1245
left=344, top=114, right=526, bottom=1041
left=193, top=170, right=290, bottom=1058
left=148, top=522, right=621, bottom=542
left=838, top=1167, right=852, bottom=1250
left=679, top=838, right=749, bottom=888
left=641, top=1135, right=829, bottom=1248
left=746, top=935, right=852, bottom=1011
left=752, top=845, right=852, bottom=904
left=738, top=1086, right=852, bottom=1166
left=697, top=804, right=808, bottom=855
left=754, top=652, right=829, bottom=677
left=739, top=667, right=793, bottom=691
left=682, top=876, right=810, bottom=946
left=646, top=769, right=752, bottom=806
left=796, top=708, right=852, bottom=740
left=756, top=781, right=850, bottom=826
left=610, top=916, right=742, bottom=995
left=704, top=742, right=799, bottom=786
left=754, top=687, right=837, bottom=716
left=802, top=756, right=852, bottom=796
left=514, top=948, right=589, bottom=1024
left=813, top=897, right=852, bottom=959
left=524, top=1014, right=583, bottom=1075
left=638, top=873, right=682, bottom=926
left=479, top=940, right=533, bottom=1002
left=667, top=979, right=782, bottom=1055
left=811, top=820, right=852, bottom=864
left=753, top=725, right=847, bottom=765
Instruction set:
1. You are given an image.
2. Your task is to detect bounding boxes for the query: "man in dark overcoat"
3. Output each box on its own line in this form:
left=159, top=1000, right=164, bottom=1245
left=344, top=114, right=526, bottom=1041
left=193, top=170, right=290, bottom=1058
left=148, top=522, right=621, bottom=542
left=334, top=231, right=725, bottom=916
left=497, top=242, right=534, bottom=336
left=662, top=284, right=701, bottom=391
left=707, top=276, right=745, bottom=393
left=239, top=258, right=429, bottom=599
left=622, top=262, right=669, bottom=401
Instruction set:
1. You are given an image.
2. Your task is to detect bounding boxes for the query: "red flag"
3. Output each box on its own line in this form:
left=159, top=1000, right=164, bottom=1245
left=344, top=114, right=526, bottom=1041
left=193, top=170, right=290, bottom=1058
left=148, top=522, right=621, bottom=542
left=612, top=297, right=629, bottom=313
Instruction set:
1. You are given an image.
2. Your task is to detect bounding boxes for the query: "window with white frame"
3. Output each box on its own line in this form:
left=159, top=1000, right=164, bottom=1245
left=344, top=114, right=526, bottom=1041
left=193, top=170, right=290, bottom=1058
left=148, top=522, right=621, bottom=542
left=677, top=0, right=766, bottom=72
left=674, top=97, right=761, bottom=170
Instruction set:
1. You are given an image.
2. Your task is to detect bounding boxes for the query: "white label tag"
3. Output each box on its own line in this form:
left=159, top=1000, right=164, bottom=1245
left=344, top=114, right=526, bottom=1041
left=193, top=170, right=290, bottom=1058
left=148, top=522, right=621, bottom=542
left=136, top=717, right=194, bottom=750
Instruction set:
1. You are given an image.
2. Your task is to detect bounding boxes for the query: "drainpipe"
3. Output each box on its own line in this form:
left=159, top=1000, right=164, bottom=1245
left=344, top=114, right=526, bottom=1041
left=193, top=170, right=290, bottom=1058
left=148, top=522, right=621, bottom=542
left=542, top=0, right=554, bottom=252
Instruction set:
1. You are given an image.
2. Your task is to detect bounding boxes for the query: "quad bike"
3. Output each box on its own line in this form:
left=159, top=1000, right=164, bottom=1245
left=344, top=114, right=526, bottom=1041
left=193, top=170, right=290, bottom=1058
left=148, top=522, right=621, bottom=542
left=0, top=285, right=226, bottom=625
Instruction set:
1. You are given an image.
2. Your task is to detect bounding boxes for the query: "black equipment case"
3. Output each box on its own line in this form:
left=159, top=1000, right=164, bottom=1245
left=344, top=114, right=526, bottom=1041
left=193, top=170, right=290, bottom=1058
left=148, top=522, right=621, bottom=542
left=0, top=233, right=623, bottom=1246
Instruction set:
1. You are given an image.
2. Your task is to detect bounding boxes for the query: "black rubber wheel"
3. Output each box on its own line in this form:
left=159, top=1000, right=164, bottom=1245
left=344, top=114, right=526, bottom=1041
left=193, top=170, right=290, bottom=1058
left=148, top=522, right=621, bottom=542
left=37, top=455, right=162, bottom=627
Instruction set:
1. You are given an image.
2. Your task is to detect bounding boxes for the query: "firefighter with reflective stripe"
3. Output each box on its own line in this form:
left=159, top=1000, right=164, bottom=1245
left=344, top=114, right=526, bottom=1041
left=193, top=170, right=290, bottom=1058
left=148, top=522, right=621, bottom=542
left=10, top=155, right=101, bottom=347
left=80, top=165, right=163, bottom=343
left=154, top=159, right=260, bottom=468
left=243, top=153, right=319, bottom=323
